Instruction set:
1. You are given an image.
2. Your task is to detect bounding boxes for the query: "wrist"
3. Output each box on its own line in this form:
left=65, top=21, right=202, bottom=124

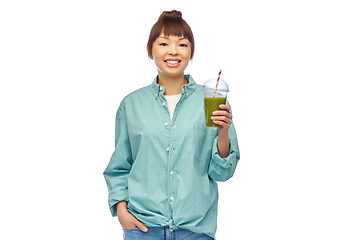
left=117, top=201, right=128, bottom=215
left=218, top=129, right=229, bottom=140
left=217, top=130, right=230, bottom=158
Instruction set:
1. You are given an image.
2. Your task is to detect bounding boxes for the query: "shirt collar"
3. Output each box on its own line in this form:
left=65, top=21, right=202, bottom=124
left=151, top=74, right=197, bottom=99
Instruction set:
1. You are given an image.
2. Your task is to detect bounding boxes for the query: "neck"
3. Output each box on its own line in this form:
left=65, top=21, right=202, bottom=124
left=158, top=73, right=188, bottom=95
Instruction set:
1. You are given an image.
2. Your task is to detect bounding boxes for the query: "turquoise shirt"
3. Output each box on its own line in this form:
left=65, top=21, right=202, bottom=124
left=103, top=75, right=240, bottom=238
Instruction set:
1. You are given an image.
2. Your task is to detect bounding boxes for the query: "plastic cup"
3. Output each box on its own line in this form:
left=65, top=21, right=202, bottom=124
left=202, top=79, right=229, bottom=127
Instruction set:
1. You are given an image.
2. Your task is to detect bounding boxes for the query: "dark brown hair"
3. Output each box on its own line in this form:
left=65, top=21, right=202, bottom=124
left=147, top=10, right=195, bottom=59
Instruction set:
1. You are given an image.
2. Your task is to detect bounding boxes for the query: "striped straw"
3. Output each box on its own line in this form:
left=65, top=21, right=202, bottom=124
left=213, top=69, right=222, bottom=98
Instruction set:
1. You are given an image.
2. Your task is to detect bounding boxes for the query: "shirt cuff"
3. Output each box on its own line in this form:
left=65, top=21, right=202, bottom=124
left=108, top=189, right=128, bottom=217
left=212, top=136, right=237, bottom=167
left=209, top=136, right=239, bottom=182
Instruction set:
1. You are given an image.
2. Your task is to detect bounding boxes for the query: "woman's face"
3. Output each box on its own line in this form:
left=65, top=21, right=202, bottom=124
left=151, top=33, right=191, bottom=79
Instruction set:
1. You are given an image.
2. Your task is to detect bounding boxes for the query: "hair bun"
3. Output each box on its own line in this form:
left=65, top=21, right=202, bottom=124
left=159, top=10, right=182, bottom=20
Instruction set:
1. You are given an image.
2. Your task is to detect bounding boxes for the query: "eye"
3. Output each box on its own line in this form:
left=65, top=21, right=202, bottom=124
left=160, top=43, right=168, bottom=46
left=179, top=43, right=188, bottom=47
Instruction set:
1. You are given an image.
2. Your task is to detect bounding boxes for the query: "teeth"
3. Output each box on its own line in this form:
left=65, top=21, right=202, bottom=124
left=166, top=60, right=180, bottom=64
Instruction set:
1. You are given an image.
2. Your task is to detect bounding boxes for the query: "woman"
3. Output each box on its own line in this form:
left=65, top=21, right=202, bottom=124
left=104, top=10, right=240, bottom=240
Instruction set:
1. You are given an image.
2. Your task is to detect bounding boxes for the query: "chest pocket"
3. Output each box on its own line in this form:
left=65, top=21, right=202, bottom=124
left=188, top=123, right=218, bottom=162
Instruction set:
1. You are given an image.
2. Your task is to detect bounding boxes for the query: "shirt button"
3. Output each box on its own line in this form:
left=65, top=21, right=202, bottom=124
left=170, top=171, right=174, bottom=175
left=163, top=103, right=165, bottom=106
left=164, top=122, right=168, bottom=126
left=166, top=147, right=170, bottom=151
left=170, top=196, right=174, bottom=201
left=172, top=146, right=175, bottom=151
left=160, top=87, right=163, bottom=90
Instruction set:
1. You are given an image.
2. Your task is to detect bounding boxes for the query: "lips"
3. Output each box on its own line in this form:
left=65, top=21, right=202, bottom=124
left=164, top=58, right=181, bottom=67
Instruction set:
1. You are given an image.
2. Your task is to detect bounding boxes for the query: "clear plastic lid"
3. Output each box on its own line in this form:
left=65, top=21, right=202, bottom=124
left=202, top=79, right=229, bottom=93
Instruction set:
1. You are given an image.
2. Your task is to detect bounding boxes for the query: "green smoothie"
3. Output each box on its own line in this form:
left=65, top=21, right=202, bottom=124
left=204, top=97, right=227, bottom=127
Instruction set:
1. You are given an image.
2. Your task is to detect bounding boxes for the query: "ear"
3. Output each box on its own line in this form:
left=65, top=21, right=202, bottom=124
left=147, top=46, right=154, bottom=60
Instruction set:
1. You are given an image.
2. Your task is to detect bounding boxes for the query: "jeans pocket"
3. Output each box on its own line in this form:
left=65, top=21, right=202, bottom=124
left=123, top=227, right=138, bottom=231
left=123, top=227, right=141, bottom=240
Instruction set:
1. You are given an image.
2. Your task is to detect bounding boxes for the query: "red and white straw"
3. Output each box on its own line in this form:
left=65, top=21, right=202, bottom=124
left=213, top=69, right=222, bottom=97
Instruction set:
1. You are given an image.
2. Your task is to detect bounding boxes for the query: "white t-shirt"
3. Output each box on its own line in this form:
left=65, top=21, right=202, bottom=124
left=164, top=94, right=182, bottom=121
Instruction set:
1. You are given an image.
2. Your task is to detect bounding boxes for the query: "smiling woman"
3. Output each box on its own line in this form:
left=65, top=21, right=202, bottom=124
left=147, top=10, right=195, bottom=60
left=104, top=9, right=239, bottom=240
left=151, top=34, right=191, bottom=83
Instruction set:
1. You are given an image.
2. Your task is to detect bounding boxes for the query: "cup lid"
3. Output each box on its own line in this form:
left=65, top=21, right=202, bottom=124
left=202, top=79, right=229, bottom=92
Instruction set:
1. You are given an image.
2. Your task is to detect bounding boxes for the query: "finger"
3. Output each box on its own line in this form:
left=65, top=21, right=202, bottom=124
left=211, top=116, right=232, bottom=126
left=212, top=119, right=231, bottom=129
left=123, top=224, right=137, bottom=231
left=212, top=111, right=233, bottom=120
left=134, top=220, right=148, bottom=232
left=219, top=104, right=231, bottom=112
left=211, top=115, right=230, bottom=122
left=212, top=108, right=232, bottom=118
left=212, top=110, right=231, bottom=116
left=212, top=115, right=232, bottom=124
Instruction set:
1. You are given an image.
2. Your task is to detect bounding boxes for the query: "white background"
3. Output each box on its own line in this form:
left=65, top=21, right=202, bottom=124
left=1, top=0, right=359, bottom=239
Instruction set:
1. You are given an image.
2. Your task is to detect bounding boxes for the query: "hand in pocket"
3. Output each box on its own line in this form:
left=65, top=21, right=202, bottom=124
left=117, top=201, right=148, bottom=232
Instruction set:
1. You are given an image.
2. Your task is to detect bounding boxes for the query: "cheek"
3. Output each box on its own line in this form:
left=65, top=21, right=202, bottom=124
left=186, top=49, right=192, bottom=59
left=152, top=52, right=163, bottom=63
left=179, top=50, right=191, bottom=60
left=185, top=52, right=192, bottom=62
left=152, top=45, right=162, bottom=56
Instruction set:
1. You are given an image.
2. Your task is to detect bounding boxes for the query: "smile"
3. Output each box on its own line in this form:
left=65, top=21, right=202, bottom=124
left=164, top=59, right=181, bottom=67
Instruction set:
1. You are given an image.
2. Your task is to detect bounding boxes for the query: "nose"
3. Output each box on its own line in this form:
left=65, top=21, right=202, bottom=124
left=168, top=44, right=178, bottom=56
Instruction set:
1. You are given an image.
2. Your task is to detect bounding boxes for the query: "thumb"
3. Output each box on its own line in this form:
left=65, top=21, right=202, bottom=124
left=134, top=219, right=148, bottom=232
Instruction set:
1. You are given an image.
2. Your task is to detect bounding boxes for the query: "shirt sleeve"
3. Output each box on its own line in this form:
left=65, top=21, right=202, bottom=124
left=208, top=123, right=240, bottom=182
left=103, top=103, right=132, bottom=216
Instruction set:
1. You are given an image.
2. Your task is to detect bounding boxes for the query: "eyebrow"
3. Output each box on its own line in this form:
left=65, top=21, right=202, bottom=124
left=158, top=36, right=188, bottom=41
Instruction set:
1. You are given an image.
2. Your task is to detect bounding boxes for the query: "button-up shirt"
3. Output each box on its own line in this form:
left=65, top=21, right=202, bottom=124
left=103, top=75, right=240, bottom=239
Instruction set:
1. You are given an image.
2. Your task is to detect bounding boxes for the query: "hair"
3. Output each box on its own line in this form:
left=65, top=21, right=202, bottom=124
left=147, top=10, right=195, bottom=60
